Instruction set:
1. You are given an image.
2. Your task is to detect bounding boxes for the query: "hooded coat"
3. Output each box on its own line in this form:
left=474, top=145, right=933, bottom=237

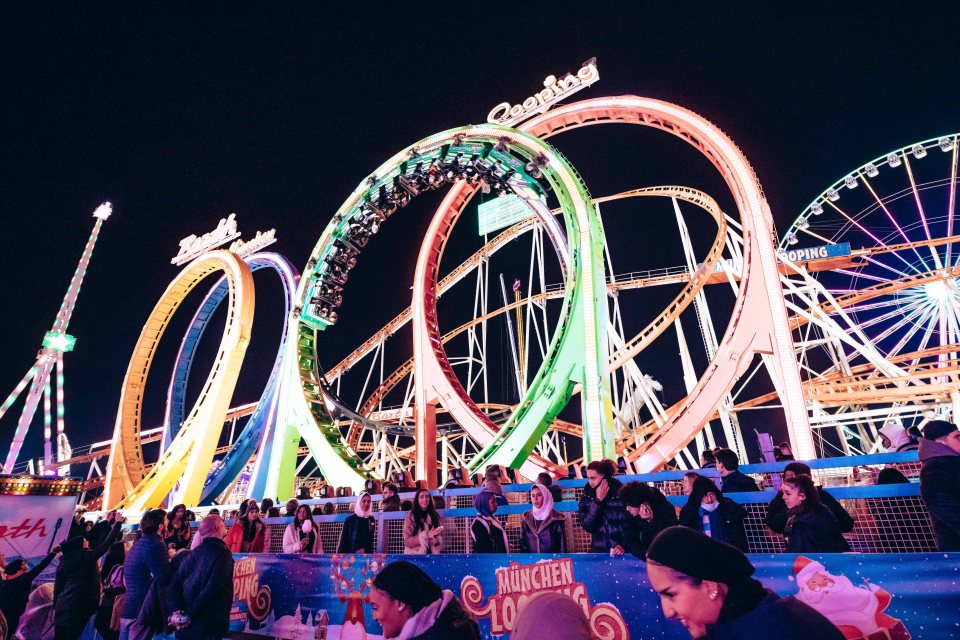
left=679, top=496, right=749, bottom=552
left=578, top=475, right=629, bottom=552
left=53, top=523, right=122, bottom=633
left=919, top=437, right=960, bottom=551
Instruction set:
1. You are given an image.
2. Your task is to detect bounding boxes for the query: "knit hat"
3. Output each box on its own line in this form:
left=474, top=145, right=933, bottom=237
left=646, top=526, right=755, bottom=584
left=922, top=420, right=958, bottom=441
left=788, top=555, right=824, bottom=588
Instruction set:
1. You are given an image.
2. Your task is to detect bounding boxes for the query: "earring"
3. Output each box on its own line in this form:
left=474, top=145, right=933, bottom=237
left=709, top=591, right=718, bottom=600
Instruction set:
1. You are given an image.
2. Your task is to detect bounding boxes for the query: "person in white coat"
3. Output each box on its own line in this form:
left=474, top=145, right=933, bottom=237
left=403, top=489, right=444, bottom=554
left=282, top=505, right=324, bottom=553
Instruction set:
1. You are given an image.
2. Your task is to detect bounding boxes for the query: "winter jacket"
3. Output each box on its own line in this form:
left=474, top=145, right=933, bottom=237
left=53, top=523, right=122, bottom=629
left=578, top=476, right=629, bottom=552
left=706, top=590, right=844, bottom=640
left=380, top=495, right=402, bottom=512
left=622, top=505, right=678, bottom=558
left=282, top=522, right=323, bottom=553
left=337, top=515, right=375, bottom=553
left=121, top=533, right=170, bottom=619
left=0, top=551, right=55, bottom=635
left=720, top=471, right=760, bottom=493
left=167, top=538, right=234, bottom=640
left=402, top=512, right=444, bottom=555
left=765, top=487, right=853, bottom=534
left=679, top=497, right=749, bottom=552
left=225, top=519, right=266, bottom=553
left=519, top=510, right=566, bottom=553
left=783, top=503, right=851, bottom=553
left=470, top=517, right=509, bottom=553
left=919, top=438, right=960, bottom=551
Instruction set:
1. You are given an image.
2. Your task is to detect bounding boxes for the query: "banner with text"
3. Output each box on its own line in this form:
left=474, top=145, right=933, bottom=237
left=228, top=552, right=955, bottom=640
left=0, top=494, right=75, bottom=580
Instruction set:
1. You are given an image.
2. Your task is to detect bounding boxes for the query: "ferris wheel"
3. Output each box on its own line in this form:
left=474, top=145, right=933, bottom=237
left=776, top=133, right=960, bottom=455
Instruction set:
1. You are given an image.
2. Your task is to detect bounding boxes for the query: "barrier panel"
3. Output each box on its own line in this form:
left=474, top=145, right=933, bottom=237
left=227, top=551, right=956, bottom=639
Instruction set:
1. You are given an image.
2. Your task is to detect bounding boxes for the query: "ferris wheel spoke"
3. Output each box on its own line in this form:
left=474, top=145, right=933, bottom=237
left=947, top=142, right=959, bottom=265
left=860, top=170, right=938, bottom=270
left=875, top=304, right=937, bottom=358
left=825, top=200, right=924, bottom=276
left=842, top=297, right=907, bottom=315
left=902, top=153, right=942, bottom=269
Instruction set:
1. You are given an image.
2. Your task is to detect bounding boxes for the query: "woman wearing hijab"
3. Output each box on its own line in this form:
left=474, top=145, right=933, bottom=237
left=519, top=484, right=566, bottom=553
left=780, top=475, right=851, bottom=553
left=283, top=505, right=324, bottom=553
left=226, top=499, right=266, bottom=553
left=645, top=526, right=843, bottom=639
left=369, top=560, right=480, bottom=640
left=14, top=583, right=55, bottom=640
left=470, top=490, right=509, bottom=553
left=403, top=489, right=444, bottom=554
left=512, top=591, right=590, bottom=640
left=338, top=491, right=376, bottom=553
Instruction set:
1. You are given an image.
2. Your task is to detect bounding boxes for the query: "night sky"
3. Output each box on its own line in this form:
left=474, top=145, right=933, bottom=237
left=1, top=5, right=958, bottom=467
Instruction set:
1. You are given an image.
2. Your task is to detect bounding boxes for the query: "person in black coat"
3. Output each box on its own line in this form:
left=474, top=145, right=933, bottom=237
left=167, top=515, right=234, bottom=640
left=679, top=475, right=749, bottom=552
left=0, top=549, right=58, bottom=637
left=715, top=449, right=761, bottom=493
left=53, top=521, right=122, bottom=640
left=471, top=491, right=509, bottom=553
left=645, top=526, right=844, bottom=640
left=369, top=561, right=480, bottom=640
left=918, top=419, right=960, bottom=550
left=519, top=484, right=566, bottom=553
left=338, top=491, right=376, bottom=553
left=780, top=475, right=851, bottom=553
left=616, top=481, right=678, bottom=558
left=577, top=459, right=629, bottom=553
left=765, top=462, right=853, bottom=535
left=85, top=511, right=120, bottom=548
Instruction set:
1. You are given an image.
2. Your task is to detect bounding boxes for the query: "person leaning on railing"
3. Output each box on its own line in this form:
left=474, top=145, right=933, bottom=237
left=765, top=462, right=853, bottom=536
left=780, top=475, right=851, bottom=553
left=403, top=489, right=444, bottom=554
left=615, top=481, right=678, bottom=559
left=519, top=483, right=566, bottom=553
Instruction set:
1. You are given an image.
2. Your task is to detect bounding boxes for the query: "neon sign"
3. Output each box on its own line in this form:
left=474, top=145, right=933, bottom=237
left=172, top=213, right=241, bottom=265
left=229, top=229, right=277, bottom=257
left=487, top=59, right=599, bottom=127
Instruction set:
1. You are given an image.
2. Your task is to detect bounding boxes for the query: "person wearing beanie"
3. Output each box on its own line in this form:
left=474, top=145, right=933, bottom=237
left=511, top=591, right=590, bottom=640
left=679, top=475, right=749, bottom=552
left=645, top=526, right=844, bottom=639
left=54, top=519, right=122, bottom=640
left=338, top=491, right=376, bottom=553
left=369, top=560, right=479, bottom=640
left=918, top=419, right=960, bottom=550
left=0, top=548, right=58, bottom=638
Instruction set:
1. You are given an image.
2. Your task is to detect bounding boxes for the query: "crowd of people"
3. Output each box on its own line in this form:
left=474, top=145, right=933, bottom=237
left=0, top=420, right=956, bottom=639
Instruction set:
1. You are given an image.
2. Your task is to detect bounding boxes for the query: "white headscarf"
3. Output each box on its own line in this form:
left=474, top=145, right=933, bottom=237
left=354, top=491, right=373, bottom=518
left=531, top=483, right=555, bottom=521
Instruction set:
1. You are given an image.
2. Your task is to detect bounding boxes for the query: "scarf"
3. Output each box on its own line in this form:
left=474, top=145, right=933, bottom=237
left=531, top=483, right=555, bottom=521
left=387, top=590, right=454, bottom=640
left=354, top=491, right=373, bottom=518
left=473, top=490, right=497, bottom=517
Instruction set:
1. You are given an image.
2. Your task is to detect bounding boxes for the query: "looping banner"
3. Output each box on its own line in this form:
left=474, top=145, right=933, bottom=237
left=227, top=553, right=955, bottom=639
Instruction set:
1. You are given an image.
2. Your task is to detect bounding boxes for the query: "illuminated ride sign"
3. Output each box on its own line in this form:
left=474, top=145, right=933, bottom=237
left=778, top=242, right=852, bottom=263
left=486, top=58, right=599, bottom=127
left=172, top=214, right=279, bottom=264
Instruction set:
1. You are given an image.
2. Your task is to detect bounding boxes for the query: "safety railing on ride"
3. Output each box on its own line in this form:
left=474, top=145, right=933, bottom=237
left=117, top=451, right=935, bottom=554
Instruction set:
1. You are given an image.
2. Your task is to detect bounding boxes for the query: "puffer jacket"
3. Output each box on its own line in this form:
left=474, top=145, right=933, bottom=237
left=168, top=537, right=234, bottom=640
left=919, top=438, right=960, bottom=551
left=578, top=476, right=629, bottom=552
left=783, top=503, right=851, bottom=553
left=519, top=510, right=566, bottom=553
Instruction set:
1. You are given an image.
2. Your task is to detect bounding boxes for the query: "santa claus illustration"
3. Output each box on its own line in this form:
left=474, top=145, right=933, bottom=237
left=789, top=556, right=910, bottom=640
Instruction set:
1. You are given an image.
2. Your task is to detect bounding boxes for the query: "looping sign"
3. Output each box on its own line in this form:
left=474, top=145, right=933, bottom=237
left=487, top=59, right=600, bottom=127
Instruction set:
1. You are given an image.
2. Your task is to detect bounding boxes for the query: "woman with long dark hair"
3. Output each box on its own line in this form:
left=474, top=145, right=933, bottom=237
left=781, top=475, right=851, bottom=553
left=403, top=489, right=444, bottom=554
left=646, top=526, right=843, bottom=639
left=164, top=504, right=192, bottom=551
left=283, top=505, right=323, bottom=553
left=225, top=499, right=266, bottom=553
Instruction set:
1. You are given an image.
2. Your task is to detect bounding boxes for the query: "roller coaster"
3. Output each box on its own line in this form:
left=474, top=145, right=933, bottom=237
left=3, top=72, right=958, bottom=510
